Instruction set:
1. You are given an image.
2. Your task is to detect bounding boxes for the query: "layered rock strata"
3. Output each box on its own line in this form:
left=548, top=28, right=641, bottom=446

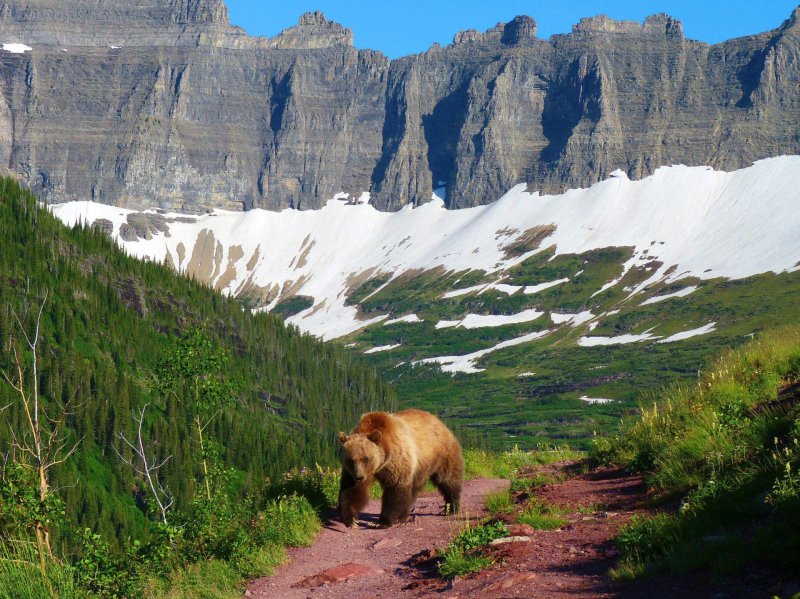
left=0, top=2, right=798, bottom=211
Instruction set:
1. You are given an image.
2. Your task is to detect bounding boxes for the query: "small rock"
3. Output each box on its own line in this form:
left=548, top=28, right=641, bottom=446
left=489, top=536, right=531, bottom=546
left=373, top=537, right=403, bottom=549
left=294, top=563, right=384, bottom=588
left=480, top=572, right=537, bottom=591
left=568, top=546, right=579, bottom=554
left=508, top=524, right=535, bottom=536
left=595, top=511, right=617, bottom=518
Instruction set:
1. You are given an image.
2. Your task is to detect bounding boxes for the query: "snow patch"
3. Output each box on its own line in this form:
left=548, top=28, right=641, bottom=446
left=523, top=278, right=569, bottom=294
left=416, top=330, right=551, bottom=374
left=442, top=284, right=487, bottom=299
left=578, top=329, right=658, bottom=346
left=641, top=286, right=699, bottom=306
left=580, top=396, right=615, bottom=404
left=592, top=278, right=622, bottom=297
left=458, top=309, right=545, bottom=329
left=384, top=314, right=422, bottom=325
left=657, top=323, right=716, bottom=343
left=364, top=343, right=402, bottom=354
left=287, top=304, right=388, bottom=341
left=442, top=280, right=523, bottom=299
left=492, top=283, right=525, bottom=295
left=551, top=311, right=594, bottom=327
left=2, top=43, right=32, bottom=53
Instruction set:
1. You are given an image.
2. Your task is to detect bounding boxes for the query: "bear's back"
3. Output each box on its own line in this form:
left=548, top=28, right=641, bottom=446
left=354, top=409, right=461, bottom=469
left=394, top=409, right=461, bottom=470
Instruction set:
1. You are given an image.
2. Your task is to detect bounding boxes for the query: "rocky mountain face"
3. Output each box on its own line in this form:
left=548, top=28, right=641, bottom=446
left=0, top=1, right=799, bottom=212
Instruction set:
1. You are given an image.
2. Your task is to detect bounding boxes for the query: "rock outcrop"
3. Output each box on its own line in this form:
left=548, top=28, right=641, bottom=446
left=0, top=1, right=799, bottom=211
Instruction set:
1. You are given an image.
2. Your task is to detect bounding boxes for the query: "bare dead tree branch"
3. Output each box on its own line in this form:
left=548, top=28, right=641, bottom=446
left=113, top=403, right=173, bottom=525
left=2, top=291, right=82, bottom=573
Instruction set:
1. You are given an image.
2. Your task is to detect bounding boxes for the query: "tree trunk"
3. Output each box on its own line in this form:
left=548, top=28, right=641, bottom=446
left=38, top=464, right=53, bottom=558
left=196, top=416, right=211, bottom=501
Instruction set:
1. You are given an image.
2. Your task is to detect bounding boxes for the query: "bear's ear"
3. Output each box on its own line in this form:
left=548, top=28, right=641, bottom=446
left=337, top=432, right=348, bottom=445
left=367, top=430, right=382, bottom=445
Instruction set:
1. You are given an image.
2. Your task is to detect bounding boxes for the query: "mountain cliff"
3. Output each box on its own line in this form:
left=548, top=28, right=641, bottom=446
left=0, top=2, right=799, bottom=211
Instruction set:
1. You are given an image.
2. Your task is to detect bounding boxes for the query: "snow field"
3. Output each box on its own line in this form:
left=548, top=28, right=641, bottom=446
left=51, top=157, right=800, bottom=344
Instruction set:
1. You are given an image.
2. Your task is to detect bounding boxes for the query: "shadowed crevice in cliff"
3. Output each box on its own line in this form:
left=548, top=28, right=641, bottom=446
left=270, top=69, right=293, bottom=135
left=540, top=60, right=602, bottom=164
left=422, top=80, right=470, bottom=208
left=369, top=71, right=412, bottom=209
left=736, top=44, right=773, bottom=109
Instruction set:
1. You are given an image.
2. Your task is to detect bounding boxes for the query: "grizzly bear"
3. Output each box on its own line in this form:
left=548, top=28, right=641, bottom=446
left=337, top=409, right=463, bottom=528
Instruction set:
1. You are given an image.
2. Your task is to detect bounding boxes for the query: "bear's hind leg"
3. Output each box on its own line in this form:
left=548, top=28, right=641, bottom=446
left=378, top=486, right=414, bottom=527
left=431, top=475, right=461, bottom=514
left=339, top=470, right=371, bottom=527
left=432, top=458, right=463, bottom=515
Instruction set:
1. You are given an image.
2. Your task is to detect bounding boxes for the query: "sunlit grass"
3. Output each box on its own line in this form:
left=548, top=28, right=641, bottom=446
left=0, top=540, right=81, bottom=599
left=591, top=326, right=800, bottom=579
left=517, top=499, right=568, bottom=531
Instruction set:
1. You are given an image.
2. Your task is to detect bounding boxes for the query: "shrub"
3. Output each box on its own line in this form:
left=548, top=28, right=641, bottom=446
left=517, top=499, right=568, bottom=530
left=255, top=495, right=320, bottom=548
left=485, top=491, right=514, bottom=516
left=615, top=514, right=681, bottom=566
left=446, top=519, right=508, bottom=554
left=437, top=519, right=508, bottom=579
left=266, top=465, right=340, bottom=510
left=438, top=550, right=493, bottom=580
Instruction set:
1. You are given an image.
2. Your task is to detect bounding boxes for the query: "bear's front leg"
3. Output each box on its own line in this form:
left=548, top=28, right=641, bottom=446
left=339, top=469, right=371, bottom=527
left=378, top=486, right=414, bottom=527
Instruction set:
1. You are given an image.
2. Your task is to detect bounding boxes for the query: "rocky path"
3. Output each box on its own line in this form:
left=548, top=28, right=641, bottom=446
left=247, top=477, right=509, bottom=598
left=246, top=465, right=788, bottom=598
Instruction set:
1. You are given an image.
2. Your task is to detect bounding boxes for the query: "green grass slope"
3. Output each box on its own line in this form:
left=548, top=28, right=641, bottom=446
left=343, top=246, right=800, bottom=449
left=592, top=327, right=800, bottom=580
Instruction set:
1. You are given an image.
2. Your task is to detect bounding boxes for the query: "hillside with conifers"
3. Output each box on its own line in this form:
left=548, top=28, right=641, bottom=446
left=0, top=177, right=395, bottom=562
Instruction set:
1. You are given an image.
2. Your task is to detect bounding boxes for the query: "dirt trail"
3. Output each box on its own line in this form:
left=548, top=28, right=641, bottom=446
left=247, top=477, right=509, bottom=598
left=247, top=465, right=788, bottom=598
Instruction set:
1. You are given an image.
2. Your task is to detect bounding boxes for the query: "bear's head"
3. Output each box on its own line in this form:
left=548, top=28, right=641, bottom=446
left=338, top=430, right=385, bottom=482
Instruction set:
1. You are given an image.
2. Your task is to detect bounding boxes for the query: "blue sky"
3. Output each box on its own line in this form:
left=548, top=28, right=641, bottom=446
left=225, top=1, right=799, bottom=58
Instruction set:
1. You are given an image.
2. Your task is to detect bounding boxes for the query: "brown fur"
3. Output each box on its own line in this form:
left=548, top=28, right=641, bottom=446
left=338, top=409, right=463, bottom=528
